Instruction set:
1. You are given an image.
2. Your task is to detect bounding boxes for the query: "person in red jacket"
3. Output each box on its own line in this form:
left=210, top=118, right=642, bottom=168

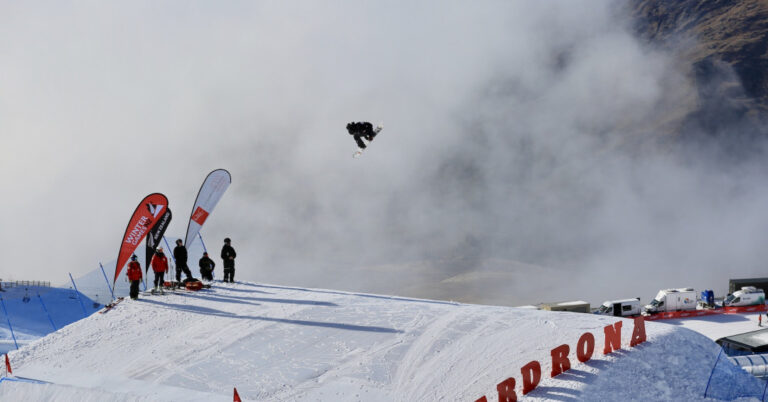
left=150, top=247, right=170, bottom=294
left=126, top=254, right=143, bottom=300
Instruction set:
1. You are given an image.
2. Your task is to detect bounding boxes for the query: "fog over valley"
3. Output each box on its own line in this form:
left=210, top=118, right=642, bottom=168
left=2, top=1, right=768, bottom=307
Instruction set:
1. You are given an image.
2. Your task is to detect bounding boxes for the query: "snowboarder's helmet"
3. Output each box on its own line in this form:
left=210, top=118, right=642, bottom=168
left=203, top=252, right=208, bottom=255
left=131, top=255, right=137, bottom=261
left=157, top=247, right=163, bottom=252
left=224, top=237, right=231, bottom=243
left=176, top=239, right=182, bottom=244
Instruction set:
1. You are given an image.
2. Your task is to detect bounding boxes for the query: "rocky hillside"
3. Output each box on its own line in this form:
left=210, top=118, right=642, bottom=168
left=630, top=0, right=768, bottom=142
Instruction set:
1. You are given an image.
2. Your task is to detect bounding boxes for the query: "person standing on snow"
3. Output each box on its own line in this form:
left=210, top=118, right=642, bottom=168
left=127, top=255, right=143, bottom=300
left=150, top=247, right=169, bottom=294
left=173, top=239, right=194, bottom=283
left=221, top=237, right=237, bottom=283
left=199, top=252, right=216, bottom=281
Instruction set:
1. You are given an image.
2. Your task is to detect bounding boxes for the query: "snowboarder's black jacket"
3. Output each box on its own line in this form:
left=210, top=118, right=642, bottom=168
left=174, top=245, right=188, bottom=265
left=347, top=122, right=376, bottom=149
left=347, top=122, right=374, bottom=136
left=221, top=244, right=236, bottom=268
left=199, top=256, right=215, bottom=271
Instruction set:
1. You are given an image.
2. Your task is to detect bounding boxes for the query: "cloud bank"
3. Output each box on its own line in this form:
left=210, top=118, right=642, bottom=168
left=1, top=1, right=767, bottom=305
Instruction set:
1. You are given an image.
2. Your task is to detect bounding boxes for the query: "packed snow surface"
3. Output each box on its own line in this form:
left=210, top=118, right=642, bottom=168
left=0, top=281, right=761, bottom=401
left=663, top=312, right=767, bottom=341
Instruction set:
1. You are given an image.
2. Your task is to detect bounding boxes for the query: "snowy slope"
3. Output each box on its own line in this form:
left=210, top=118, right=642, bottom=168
left=0, top=282, right=761, bottom=401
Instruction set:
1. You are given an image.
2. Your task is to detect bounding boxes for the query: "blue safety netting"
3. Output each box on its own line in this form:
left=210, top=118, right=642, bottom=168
left=0, top=284, right=100, bottom=354
left=0, top=235, right=212, bottom=355
left=705, top=349, right=768, bottom=400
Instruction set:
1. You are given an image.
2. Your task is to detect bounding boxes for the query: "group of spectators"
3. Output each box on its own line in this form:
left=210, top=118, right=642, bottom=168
left=126, top=237, right=237, bottom=299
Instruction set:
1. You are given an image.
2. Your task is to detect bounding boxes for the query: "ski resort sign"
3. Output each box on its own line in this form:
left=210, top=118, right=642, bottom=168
left=475, top=317, right=647, bottom=401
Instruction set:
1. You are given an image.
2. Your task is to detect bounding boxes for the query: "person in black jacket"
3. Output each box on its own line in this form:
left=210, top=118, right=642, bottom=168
left=346, top=122, right=378, bottom=149
left=199, top=252, right=216, bottom=281
left=173, top=239, right=194, bottom=282
left=221, top=237, right=237, bottom=283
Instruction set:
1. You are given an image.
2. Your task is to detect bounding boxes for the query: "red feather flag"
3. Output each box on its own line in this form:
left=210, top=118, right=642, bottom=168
left=113, top=193, right=169, bottom=287
left=233, top=387, right=242, bottom=402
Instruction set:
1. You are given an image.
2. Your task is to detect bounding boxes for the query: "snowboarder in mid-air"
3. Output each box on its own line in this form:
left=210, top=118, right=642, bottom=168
left=347, top=121, right=383, bottom=157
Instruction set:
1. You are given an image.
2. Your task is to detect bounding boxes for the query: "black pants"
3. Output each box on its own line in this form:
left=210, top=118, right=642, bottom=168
left=353, top=134, right=367, bottom=149
left=200, top=268, right=213, bottom=281
left=176, top=263, right=193, bottom=282
left=223, top=267, right=235, bottom=282
left=352, top=131, right=377, bottom=149
left=153, top=271, right=165, bottom=288
left=130, top=280, right=140, bottom=299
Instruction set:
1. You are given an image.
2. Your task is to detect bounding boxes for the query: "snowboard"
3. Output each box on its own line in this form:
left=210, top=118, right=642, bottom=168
left=353, top=123, right=383, bottom=158
left=142, top=288, right=166, bottom=296
left=100, top=297, right=125, bottom=314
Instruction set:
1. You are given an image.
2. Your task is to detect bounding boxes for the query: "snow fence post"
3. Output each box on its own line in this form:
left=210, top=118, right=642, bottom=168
left=36, top=292, right=57, bottom=331
left=704, top=348, right=723, bottom=398
left=68, top=273, right=89, bottom=317
left=233, top=387, right=242, bottom=402
left=99, top=262, right=114, bottom=300
left=4, top=354, right=11, bottom=376
left=0, top=296, right=18, bottom=350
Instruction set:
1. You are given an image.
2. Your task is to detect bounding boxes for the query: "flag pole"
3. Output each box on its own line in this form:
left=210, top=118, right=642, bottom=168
left=99, top=262, right=114, bottom=300
left=69, top=273, right=89, bottom=316
left=0, top=296, right=18, bottom=350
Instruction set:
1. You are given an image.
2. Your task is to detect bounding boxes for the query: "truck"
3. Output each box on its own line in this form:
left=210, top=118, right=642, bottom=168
left=700, top=289, right=715, bottom=308
left=643, top=288, right=697, bottom=314
left=594, top=298, right=642, bottom=317
left=724, top=286, right=765, bottom=307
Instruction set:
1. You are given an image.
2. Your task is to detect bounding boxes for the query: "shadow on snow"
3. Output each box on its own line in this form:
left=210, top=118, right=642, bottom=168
left=249, top=283, right=460, bottom=306
left=179, top=292, right=338, bottom=307
left=137, top=298, right=402, bottom=334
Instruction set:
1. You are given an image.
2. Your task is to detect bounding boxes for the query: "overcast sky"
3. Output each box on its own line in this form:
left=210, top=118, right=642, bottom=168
left=2, top=1, right=768, bottom=305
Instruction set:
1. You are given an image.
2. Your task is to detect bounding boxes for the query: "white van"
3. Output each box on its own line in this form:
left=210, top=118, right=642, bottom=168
left=595, top=298, right=642, bottom=317
left=724, top=286, right=766, bottom=307
left=643, top=288, right=697, bottom=314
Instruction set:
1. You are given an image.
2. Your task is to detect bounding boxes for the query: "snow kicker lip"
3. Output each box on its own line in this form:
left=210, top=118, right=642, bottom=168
left=475, top=317, right=648, bottom=400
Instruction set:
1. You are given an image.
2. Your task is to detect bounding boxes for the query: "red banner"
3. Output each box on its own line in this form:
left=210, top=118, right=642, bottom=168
left=725, top=304, right=768, bottom=313
left=642, top=304, right=768, bottom=321
left=114, top=193, right=169, bottom=285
